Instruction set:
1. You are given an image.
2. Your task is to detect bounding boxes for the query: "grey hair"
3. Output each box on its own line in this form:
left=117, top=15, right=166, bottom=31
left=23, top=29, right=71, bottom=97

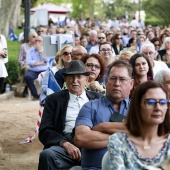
left=140, top=41, right=155, bottom=53
left=160, top=37, right=170, bottom=50
left=154, top=69, right=170, bottom=84
left=89, top=30, right=97, bottom=36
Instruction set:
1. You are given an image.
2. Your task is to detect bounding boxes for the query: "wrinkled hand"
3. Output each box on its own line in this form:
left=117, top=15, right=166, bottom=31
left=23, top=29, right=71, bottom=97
left=62, top=141, right=81, bottom=162
left=89, top=81, right=103, bottom=92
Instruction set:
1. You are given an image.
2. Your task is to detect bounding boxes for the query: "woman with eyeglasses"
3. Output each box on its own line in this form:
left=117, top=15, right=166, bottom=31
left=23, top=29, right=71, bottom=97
left=129, top=53, right=153, bottom=98
left=81, top=53, right=106, bottom=94
left=111, top=33, right=124, bottom=56
left=106, top=81, right=170, bottom=169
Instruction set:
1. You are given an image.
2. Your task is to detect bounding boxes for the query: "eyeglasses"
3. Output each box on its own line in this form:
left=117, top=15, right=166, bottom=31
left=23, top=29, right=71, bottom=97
left=144, top=99, right=169, bottom=109
left=108, top=76, right=131, bottom=84
left=100, top=48, right=112, bottom=52
left=62, top=52, right=72, bottom=56
left=116, top=37, right=122, bottom=39
left=143, top=51, right=154, bottom=56
left=86, top=63, right=100, bottom=69
left=98, top=37, right=105, bottom=39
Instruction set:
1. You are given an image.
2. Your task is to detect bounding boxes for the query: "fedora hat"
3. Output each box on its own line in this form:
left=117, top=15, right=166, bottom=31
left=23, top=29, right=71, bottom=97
left=62, top=60, right=90, bottom=76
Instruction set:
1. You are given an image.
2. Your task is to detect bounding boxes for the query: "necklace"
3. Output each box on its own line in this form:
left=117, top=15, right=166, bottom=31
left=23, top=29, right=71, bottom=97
left=143, top=145, right=151, bottom=150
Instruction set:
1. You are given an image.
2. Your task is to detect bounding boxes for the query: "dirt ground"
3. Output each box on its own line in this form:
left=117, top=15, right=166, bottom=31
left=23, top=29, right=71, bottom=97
left=0, top=96, right=42, bottom=170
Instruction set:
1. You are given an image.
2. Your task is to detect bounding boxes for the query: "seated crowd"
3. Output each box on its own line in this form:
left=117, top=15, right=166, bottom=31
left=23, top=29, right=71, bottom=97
left=17, top=17, right=170, bottom=170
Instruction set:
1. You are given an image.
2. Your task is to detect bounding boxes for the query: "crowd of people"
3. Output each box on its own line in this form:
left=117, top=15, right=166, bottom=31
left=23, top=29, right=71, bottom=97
left=1, top=15, right=170, bottom=170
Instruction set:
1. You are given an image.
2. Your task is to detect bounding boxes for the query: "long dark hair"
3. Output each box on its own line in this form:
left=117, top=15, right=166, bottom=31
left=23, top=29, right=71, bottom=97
left=126, top=81, right=170, bottom=136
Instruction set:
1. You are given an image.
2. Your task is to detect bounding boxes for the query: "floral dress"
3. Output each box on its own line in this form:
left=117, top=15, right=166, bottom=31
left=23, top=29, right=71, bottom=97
left=107, top=132, right=170, bottom=170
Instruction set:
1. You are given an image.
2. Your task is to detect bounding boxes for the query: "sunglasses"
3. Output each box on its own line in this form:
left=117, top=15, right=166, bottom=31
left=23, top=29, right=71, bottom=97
left=98, top=37, right=105, bottom=39
left=62, top=52, right=72, bottom=56
left=116, top=37, right=122, bottom=39
left=154, top=44, right=160, bottom=46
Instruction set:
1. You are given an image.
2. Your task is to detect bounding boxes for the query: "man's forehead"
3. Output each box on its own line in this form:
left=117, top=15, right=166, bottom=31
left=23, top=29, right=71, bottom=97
left=109, top=66, right=129, bottom=76
left=100, top=44, right=111, bottom=49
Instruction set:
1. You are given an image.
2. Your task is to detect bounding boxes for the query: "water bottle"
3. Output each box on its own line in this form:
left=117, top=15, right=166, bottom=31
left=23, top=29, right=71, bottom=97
left=5, top=83, right=10, bottom=93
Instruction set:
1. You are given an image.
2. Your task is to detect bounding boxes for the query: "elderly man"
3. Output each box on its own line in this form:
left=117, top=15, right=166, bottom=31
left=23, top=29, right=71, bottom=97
left=25, top=36, right=48, bottom=100
left=75, top=60, right=134, bottom=170
left=154, top=69, right=170, bottom=98
left=55, top=45, right=87, bottom=88
left=141, top=42, right=168, bottom=76
left=89, top=32, right=106, bottom=54
left=18, top=31, right=38, bottom=97
left=86, top=30, right=98, bottom=53
left=38, top=60, right=102, bottom=170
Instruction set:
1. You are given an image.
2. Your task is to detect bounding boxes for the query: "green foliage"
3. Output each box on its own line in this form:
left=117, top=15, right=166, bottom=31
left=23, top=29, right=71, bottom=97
left=5, top=40, right=20, bottom=86
left=143, top=0, right=170, bottom=26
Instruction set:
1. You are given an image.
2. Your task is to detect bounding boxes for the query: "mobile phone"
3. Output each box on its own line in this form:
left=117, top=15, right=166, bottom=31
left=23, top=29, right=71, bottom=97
left=110, top=112, right=126, bottom=122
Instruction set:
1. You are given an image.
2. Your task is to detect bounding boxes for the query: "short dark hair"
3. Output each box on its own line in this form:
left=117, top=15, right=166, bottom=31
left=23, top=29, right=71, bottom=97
left=126, top=81, right=170, bottom=136
left=81, top=53, right=106, bottom=81
left=99, top=42, right=112, bottom=51
left=107, top=60, right=133, bottom=79
left=129, top=53, right=153, bottom=79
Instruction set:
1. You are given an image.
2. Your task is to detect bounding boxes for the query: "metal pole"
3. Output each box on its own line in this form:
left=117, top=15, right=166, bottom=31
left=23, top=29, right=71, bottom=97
left=138, top=0, right=141, bottom=20
left=24, top=0, right=30, bottom=42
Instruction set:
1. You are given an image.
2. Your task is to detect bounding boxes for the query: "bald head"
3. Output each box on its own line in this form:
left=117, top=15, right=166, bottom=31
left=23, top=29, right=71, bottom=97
left=71, top=45, right=87, bottom=60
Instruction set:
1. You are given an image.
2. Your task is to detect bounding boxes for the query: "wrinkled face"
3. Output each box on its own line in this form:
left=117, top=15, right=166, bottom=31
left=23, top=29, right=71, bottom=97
left=141, top=47, right=155, bottom=67
left=85, top=57, right=101, bottom=81
left=29, top=33, right=37, bottom=44
left=106, top=66, right=134, bottom=103
left=99, top=44, right=113, bottom=63
left=140, top=88, right=167, bottom=126
left=90, top=33, right=97, bottom=42
left=164, top=75, right=170, bottom=93
left=135, top=57, right=149, bottom=77
left=61, top=47, right=72, bottom=66
left=64, top=74, right=89, bottom=96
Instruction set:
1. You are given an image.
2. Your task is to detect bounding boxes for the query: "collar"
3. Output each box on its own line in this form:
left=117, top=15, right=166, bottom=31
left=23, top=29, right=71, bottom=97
left=69, top=90, right=87, bottom=102
left=105, top=96, right=130, bottom=109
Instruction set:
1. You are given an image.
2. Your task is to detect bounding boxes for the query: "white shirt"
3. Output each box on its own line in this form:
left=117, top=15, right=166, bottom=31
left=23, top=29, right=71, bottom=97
left=63, top=91, right=89, bottom=134
left=153, top=60, right=168, bottom=77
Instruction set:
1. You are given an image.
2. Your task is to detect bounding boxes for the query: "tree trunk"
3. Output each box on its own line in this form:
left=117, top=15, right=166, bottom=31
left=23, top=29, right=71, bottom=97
left=0, top=0, right=22, bottom=37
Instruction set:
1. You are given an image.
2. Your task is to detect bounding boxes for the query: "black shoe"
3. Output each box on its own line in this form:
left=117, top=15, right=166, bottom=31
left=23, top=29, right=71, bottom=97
left=32, top=95, right=39, bottom=101
left=22, top=86, right=28, bottom=97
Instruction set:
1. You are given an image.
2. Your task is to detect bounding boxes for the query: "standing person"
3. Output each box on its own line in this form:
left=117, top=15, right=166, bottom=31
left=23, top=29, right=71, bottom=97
left=107, top=81, right=170, bottom=169
left=129, top=53, right=153, bottom=97
left=74, top=60, right=134, bottom=170
left=25, top=36, right=48, bottom=100
left=18, top=31, right=38, bottom=97
left=0, top=34, right=8, bottom=92
left=38, top=60, right=103, bottom=170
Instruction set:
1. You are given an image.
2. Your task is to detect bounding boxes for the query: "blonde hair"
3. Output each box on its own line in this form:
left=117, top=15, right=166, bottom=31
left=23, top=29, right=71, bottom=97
left=119, top=51, right=134, bottom=61
left=57, top=45, right=73, bottom=69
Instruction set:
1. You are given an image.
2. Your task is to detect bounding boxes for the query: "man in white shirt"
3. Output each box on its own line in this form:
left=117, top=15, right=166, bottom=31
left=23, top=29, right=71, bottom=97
left=141, top=42, right=168, bottom=76
left=38, top=60, right=102, bottom=170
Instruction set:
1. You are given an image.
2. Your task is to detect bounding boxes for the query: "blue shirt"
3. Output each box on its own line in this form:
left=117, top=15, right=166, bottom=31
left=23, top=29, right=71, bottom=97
left=75, top=96, right=130, bottom=170
left=26, top=47, right=48, bottom=72
left=86, top=41, right=98, bottom=54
